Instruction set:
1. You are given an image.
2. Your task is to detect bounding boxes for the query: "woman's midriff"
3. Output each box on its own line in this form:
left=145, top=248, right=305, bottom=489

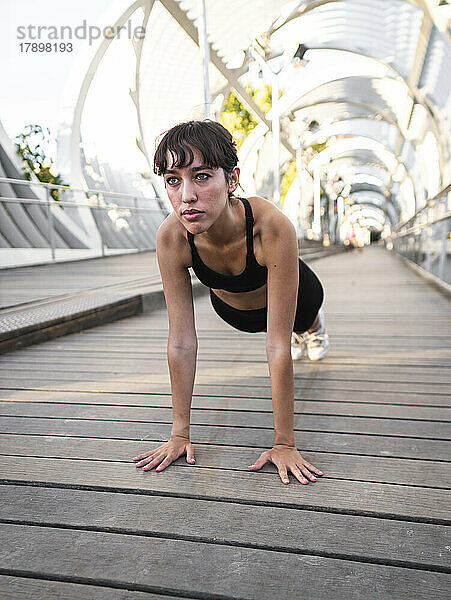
left=210, top=283, right=267, bottom=310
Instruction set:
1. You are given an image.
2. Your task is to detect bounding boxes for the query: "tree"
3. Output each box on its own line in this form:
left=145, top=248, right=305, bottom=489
left=281, top=160, right=297, bottom=206
left=220, top=85, right=272, bottom=148
left=15, top=124, right=65, bottom=201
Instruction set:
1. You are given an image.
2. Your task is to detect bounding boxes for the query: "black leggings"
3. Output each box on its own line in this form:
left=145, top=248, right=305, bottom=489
left=209, top=258, right=324, bottom=334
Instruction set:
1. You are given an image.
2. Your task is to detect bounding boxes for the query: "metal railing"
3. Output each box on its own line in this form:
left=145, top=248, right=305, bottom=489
left=0, top=176, right=169, bottom=262
left=390, top=184, right=451, bottom=285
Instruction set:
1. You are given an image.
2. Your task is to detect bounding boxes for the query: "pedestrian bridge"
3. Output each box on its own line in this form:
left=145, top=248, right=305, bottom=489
left=1, top=0, right=450, bottom=594
left=0, top=244, right=449, bottom=599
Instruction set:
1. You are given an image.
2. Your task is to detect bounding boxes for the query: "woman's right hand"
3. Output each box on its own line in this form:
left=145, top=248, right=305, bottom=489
left=132, top=435, right=196, bottom=472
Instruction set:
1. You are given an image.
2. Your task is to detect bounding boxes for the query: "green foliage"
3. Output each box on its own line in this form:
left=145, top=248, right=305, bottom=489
left=15, top=124, right=65, bottom=201
left=220, top=85, right=273, bottom=148
left=281, top=140, right=331, bottom=207
left=250, top=84, right=273, bottom=114
left=301, top=139, right=329, bottom=164
left=311, top=139, right=328, bottom=154
left=281, top=160, right=297, bottom=206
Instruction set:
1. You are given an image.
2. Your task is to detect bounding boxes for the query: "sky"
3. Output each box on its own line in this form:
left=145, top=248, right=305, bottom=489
left=0, top=0, right=120, bottom=151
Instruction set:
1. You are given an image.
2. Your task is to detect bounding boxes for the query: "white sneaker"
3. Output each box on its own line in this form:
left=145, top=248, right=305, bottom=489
left=291, top=332, right=305, bottom=361
left=305, top=309, right=330, bottom=361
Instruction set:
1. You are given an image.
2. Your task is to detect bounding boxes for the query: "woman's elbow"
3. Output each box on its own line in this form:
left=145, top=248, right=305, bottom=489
left=168, top=336, right=198, bottom=353
left=265, top=339, right=291, bottom=360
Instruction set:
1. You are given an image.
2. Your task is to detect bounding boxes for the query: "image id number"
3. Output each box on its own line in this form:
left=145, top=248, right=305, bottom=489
left=19, top=42, right=73, bottom=52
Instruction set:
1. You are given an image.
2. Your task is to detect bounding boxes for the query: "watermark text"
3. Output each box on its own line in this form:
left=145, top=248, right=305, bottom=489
left=17, top=19, right=146, bottom=46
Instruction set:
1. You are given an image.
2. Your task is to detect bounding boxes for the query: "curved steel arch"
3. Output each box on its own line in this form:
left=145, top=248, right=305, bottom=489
left=289, top=107, right=415, bottom=166
left=259, top=0, right=449, bottom=199
left=290, top=101, right=422, bottom=212
left=312, top=146, right=418, bottom=219
left=279, top=45, right=447, bottom=174
left=347, top=198, right=399, bottom=225
left=328, top=198, right=397, bottom=241
left=276, top=72, right=438, bottom=212
left=285, top=76, right=434, bottom=157
left=267, top=0, right=450, bottom=48
left=69, top=0, right=449, bottom=236
left=349, top=182, right=391, bottom=198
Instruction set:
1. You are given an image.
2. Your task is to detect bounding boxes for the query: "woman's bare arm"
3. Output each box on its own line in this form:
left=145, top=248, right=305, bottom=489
left=133, top=217, right=198, bottom=471
left=247, top=207, right=324, bottom=485
left=158, top=220, right=198, bottom=438
left=263, top=210, right=298, bottom=447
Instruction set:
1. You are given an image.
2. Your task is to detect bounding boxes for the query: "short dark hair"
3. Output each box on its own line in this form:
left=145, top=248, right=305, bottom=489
left=153, top=120, right=238, bottom=178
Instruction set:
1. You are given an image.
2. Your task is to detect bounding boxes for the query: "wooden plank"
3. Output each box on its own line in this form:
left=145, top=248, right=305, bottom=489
left=15, top=334, right=449, bottom=349
left=1, top=417, right=449, bottom=460
left=1, top=394, right=448, bottom=420
left=0, top=377, right=448, bottom=395
left=0, top=251, right=159, bottom=308
left=0, top=435, right=449, bottom=488
left=19, top=317, right=451, bottom=329
left=0, top=576, right=185, bottom=600
left=1, top=246, right=449, bottom=600
left=2, top=362, right=451, bottom=384
left=0, top=245, right=450, bottom=600
left=0, top=456, right=449, bottom=522
left=10, top=340, right=450, bottom=359
left=3, top=349, right=451, bottom=367
left=0, top=524, right=449, bottom=599
left=0, top=387, right=448, bottom=408
left=3, top=365, right=451, bottom=389
left=1, top=485, right=448, bottom=570
left=0, top=405, right=448, bottom=439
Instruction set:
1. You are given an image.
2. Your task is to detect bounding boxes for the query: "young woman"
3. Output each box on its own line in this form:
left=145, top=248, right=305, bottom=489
left=133, top=120, right=328, bottom=485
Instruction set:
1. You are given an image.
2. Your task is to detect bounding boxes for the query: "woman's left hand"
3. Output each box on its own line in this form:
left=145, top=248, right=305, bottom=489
left=248, top=445, right=324, bottom=485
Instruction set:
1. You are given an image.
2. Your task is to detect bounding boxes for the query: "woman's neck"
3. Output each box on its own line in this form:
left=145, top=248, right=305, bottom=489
left=199, top=196, right=246, bottom=249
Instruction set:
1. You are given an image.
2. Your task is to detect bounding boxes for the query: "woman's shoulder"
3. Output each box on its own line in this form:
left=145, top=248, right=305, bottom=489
left=245, top=196, right=297, bottom=265
left=245, top=195, right=292, bottom=234
left=157, top=212, right=192, bottom=268
left=243, top=195, right=272, bottom=210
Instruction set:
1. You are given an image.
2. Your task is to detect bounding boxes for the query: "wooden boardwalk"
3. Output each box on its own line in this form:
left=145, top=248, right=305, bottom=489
left=0, top=251, right=160, bottom=309
left=0, top=245, right=450, bottom=599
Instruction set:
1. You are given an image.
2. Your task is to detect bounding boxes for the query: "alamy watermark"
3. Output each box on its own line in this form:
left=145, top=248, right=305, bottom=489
left=17, top=19, right=146, bottom=52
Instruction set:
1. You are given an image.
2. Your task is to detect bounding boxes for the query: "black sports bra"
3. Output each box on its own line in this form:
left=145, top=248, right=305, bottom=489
left=186, top=197, right=268, bottom=293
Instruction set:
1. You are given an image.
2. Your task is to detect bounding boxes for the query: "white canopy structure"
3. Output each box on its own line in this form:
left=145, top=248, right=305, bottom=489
left=73, top=0, right=450, bottom=236
left=1, top=0, right=450, bottom=255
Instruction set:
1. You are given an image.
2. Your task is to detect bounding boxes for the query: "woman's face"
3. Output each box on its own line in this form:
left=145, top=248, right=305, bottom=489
left=163, top=146, right=239, bottom=232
